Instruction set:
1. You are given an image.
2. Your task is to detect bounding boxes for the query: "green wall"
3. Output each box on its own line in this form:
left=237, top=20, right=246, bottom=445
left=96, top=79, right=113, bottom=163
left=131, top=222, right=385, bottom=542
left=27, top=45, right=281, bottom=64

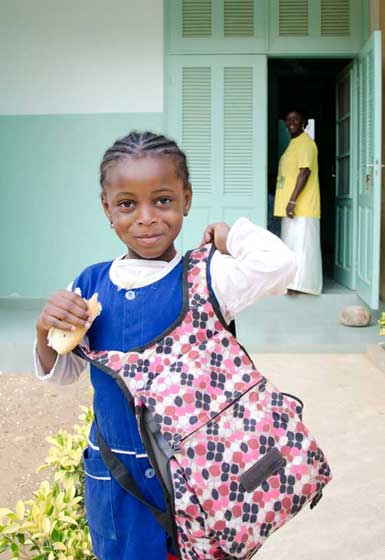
left=0, top=113, right=164, bottom=297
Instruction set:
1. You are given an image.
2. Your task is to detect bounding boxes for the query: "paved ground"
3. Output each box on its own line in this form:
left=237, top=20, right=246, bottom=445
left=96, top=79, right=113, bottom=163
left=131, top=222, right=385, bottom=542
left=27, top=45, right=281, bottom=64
left=0, top=353, right=384, bottom=559
left=254, top=353, right=385, bottom=560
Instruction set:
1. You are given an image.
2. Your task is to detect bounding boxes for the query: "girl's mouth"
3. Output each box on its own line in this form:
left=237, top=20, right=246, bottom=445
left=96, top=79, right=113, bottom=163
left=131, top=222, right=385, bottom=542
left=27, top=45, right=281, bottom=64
left=135, top=234, right=163, bottom=246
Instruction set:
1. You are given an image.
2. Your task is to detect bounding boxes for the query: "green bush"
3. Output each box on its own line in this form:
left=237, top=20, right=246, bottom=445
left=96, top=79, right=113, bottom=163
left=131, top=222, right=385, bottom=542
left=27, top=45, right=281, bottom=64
left=378, top=312, right=385, bottom=337
left=0, top=406, right=96, bottom=559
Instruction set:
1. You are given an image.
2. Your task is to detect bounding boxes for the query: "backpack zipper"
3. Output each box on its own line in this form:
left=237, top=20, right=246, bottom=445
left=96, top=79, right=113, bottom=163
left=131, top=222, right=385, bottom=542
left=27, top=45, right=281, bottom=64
left=180, top=376, right=266, bottom=444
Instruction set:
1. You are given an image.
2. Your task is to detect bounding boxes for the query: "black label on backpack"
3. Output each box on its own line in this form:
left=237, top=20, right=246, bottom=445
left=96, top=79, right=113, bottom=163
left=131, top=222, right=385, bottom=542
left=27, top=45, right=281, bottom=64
left=240, top=448, right=285, bottom=492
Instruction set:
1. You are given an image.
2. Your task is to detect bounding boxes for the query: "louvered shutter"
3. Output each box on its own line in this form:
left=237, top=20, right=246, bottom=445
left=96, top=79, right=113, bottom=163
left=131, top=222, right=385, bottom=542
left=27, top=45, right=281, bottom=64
left=224, top=0, right=254, bottom=37
left=278, top=0, right=353, bottom=38
left=168, top=1, right=363, bottom=53
left=167, top=55, right=266, bottom=250
left=270, top=0, right=361, bottom=52
left=321, top=0, right=350, bottom=36
left=167, top=1, right=265, bottom=52
left=182, top=67, right=212, bottom=194
left=182, top=0, right=212, bottom=38
left=279, top=0, right=309, bottom=36
left=224, top=67, right=254, bottom=196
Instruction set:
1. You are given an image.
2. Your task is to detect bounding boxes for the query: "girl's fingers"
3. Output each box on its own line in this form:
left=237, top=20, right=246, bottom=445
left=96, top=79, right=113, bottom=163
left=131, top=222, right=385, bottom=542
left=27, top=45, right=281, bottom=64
left=50, top=293, right=90, bottom=322
left=200, top=227, right=213, bottom=247
left=37, top=290, right=92, bottom=334
left=42, top=295, right=91, bottom=331
left=200, top=223, right=229, bottom=249
left=52, top=305, right=91, bottom=328
left=45, top=315, right=79, bottom=332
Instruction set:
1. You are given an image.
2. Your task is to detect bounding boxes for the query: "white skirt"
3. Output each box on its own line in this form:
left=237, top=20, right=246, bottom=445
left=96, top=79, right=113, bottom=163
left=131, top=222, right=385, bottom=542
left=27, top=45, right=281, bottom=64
left=281, top=216, right=323, bottom=295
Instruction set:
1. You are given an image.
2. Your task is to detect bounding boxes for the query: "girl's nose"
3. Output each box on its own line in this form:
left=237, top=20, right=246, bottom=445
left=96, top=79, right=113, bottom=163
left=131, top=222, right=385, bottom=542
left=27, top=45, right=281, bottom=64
left=136, top=205, right=157, bottom=225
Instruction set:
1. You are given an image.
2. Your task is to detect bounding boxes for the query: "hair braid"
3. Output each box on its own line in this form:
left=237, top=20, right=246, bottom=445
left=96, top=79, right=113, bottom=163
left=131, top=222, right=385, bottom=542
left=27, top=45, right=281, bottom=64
left=99, top=131, right=190, bottom=190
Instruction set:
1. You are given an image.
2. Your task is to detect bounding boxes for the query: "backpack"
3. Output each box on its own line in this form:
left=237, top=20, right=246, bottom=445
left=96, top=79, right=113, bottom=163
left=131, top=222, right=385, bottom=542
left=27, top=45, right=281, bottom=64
left=76, top=245, right=332, bottom=559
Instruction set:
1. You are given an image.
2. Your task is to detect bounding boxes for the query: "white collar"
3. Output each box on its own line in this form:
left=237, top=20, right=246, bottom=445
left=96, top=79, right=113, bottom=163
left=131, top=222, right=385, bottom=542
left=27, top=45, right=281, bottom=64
left=109, top=252, right=182, bottom=290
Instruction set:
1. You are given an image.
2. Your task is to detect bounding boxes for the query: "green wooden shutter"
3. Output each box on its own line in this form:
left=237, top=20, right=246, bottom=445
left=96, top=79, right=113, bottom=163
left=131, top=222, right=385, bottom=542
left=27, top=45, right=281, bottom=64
left=321, top=0, right=350, bottom=36
left=224, top=0, right=254, bottom=37
left=224, top=67, right=254, bottom=196
left=270, top=0, right=364, bottom=54
left=182, top=67, right=212, bottom=194
left=182, top=0, right=212, bottom=38
left=167, top=55, right=267, bottom=251
left=166, top=0, right=266, bottom=53
left=278, top=0, right=353, bottom=38
left=168, top=0, right=365, bottom=55
left=279, top=0, right=309, bottom=36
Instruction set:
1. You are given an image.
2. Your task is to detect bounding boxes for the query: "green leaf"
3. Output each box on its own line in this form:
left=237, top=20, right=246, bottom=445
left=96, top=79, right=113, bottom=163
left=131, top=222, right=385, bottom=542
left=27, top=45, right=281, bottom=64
left=51, top=528, right=62, bottom=542
left=15, top=500, right=25, bottom=521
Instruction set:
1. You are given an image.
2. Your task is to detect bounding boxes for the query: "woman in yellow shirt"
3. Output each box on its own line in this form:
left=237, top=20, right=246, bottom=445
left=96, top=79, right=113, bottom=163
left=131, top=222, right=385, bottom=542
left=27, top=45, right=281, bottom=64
left=274, top=109, right=322, bottom=295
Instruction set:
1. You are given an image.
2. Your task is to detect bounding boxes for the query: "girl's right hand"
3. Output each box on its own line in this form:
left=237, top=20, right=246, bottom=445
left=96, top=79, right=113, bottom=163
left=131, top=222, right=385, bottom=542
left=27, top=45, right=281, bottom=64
left=36, top=290, right=91, bottom=334
left=200, top=222, right=230, bottom=255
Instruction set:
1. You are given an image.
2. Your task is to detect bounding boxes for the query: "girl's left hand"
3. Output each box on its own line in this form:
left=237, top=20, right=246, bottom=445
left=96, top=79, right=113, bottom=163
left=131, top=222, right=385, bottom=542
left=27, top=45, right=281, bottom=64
left=200, top=222, right=230, bottom=254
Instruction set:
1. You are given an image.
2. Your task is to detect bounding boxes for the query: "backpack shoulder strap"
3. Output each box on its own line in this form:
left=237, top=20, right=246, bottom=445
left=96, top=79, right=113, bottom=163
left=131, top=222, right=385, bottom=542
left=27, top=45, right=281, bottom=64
left=186, top=244, right=236, bottom=336
left=93, top=416, right=175, bottom=535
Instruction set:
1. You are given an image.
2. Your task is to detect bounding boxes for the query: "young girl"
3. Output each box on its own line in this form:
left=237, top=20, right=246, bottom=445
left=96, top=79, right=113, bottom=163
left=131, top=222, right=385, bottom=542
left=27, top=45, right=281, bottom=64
left=35, top=131, right=296, bottom=560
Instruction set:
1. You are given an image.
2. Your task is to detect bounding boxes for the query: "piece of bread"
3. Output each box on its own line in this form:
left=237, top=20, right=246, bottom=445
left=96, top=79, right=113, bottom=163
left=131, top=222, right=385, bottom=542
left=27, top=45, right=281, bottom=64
left=47, top=293, right=102, bottom=355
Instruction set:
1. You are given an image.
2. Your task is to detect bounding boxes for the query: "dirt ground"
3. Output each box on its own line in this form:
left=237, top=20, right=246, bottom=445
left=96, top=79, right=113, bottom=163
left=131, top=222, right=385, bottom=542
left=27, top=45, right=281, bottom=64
left=1, top=354, right=385, bottom=559
left=0, top=372, right=93, bottom=508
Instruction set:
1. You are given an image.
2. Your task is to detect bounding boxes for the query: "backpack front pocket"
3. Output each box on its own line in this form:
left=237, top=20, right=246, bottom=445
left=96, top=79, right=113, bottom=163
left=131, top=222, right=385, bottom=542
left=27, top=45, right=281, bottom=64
left=173, top=378, right=331, bottom=558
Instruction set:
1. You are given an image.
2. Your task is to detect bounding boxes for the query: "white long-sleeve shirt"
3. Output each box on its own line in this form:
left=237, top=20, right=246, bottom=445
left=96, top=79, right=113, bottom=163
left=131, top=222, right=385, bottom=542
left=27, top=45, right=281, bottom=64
left=34, top=217, right=296, bottom=384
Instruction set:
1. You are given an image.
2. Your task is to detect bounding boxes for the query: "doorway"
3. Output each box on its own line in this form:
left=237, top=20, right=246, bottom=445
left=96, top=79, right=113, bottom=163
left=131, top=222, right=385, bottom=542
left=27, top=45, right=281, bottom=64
left=267, top=58, right=352, bottom=288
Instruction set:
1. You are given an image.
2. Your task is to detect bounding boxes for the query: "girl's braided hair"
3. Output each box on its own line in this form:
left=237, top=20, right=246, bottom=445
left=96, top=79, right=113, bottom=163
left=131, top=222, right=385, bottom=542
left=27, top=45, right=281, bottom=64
left=100, top=131, right=190, bottom=190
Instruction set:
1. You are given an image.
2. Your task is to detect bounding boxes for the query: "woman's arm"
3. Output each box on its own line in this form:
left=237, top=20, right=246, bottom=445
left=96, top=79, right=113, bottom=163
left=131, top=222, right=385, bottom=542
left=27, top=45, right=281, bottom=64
left=286, top=167, right=311, bottom=218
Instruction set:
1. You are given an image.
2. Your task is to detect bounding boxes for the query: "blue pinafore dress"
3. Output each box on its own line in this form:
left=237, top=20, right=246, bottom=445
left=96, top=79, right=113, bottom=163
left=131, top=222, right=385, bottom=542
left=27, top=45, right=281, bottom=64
left=72, top=258, right=185, bottom=560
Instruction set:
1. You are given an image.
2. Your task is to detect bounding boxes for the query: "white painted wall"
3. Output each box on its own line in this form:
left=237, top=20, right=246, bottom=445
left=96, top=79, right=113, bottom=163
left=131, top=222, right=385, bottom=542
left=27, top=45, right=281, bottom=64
left=0, top=0, right=163, bottom=115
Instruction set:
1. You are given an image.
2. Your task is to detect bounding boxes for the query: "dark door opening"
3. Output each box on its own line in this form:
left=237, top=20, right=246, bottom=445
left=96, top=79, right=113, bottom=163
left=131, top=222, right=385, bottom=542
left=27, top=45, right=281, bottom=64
left=267, top=58, right=352, bottom=286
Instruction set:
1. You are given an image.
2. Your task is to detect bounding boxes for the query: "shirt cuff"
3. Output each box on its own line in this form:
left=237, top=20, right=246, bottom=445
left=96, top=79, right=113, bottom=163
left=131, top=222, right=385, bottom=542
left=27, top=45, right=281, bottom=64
left=33, top=337, right=89, bottom=384
left=33, top=339, right=60, bottom=381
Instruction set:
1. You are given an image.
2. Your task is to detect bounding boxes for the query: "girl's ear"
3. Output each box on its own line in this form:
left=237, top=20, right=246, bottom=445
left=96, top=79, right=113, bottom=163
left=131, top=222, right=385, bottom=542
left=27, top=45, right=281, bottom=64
left=100, top=191, right=112, bottom=222
left=183, top=186, right=192, bottom=216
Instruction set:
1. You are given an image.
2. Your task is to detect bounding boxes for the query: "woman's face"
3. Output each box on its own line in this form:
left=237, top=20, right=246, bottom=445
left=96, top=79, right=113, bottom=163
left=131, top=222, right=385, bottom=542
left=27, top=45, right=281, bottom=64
left=284, top=112, right=305, bottom=138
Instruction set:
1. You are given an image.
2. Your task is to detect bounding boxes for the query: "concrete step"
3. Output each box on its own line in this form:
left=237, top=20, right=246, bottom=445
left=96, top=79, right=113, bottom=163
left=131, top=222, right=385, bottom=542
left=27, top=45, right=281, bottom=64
left=0, top=292, right=383, bottom=373
left=0, top=298, right=43, bottom=373
left=236, top=291, right=383, bottom=353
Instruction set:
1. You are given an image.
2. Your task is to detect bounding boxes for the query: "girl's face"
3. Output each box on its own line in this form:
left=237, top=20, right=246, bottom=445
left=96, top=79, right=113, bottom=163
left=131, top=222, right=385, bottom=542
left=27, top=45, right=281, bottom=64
left=101, top=156, right=192, bottom=261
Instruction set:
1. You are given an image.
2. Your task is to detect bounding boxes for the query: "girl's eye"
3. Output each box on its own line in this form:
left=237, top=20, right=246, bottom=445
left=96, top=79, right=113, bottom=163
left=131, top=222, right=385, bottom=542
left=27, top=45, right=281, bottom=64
left=157, top=197, right=172, bottom=205
left=118, top=200, right=135, bottom=209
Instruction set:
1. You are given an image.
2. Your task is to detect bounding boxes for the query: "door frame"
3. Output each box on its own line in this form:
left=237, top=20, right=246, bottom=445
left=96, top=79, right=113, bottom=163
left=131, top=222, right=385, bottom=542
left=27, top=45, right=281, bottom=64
left=355, top=31, right=383, bottom=309
left=266, top=53, right=381, bottom=297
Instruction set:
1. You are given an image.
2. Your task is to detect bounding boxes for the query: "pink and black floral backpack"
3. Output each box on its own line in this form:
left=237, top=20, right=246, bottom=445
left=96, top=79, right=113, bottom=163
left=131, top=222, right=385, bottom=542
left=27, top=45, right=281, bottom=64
left=76, top=245, right=332, bottom=559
